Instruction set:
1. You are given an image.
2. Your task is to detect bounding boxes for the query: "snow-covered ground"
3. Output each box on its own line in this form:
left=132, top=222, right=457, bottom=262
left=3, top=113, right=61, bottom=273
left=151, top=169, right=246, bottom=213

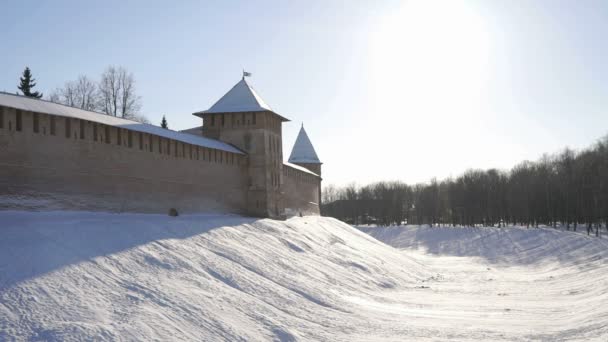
left=0, top=212, right=607, bottom=341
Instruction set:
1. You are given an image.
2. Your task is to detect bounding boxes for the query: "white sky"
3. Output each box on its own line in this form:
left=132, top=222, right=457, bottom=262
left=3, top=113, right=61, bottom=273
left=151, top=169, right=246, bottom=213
left=1, top=0, right=607, bottom=186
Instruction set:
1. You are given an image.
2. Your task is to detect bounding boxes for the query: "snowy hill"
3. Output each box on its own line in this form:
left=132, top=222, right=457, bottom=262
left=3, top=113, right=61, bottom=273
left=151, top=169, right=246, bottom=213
left=0, top=212, right=426, bottom=341
left=1, top=213, right=607, bottom=341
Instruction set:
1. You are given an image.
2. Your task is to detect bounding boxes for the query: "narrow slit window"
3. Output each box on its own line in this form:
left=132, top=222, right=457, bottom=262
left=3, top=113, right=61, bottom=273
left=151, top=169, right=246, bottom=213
left=0, top=107, right=4, bottom=129
left=128, top=131, right=133, bottom=148
left=139, top=133, right=143, bottom=150
left=16, top=110, right=22, bottom=132
left=221, top=114, right=225, bottom=127
left=149, top=135, right=153, bottom=152
left=105, top=126, right=111, bottom=144
left=93, top=123, right=98, bottom=141
left=117, top=128, right=122, bottom=145
left=65, top=118, right=71, bottom=138
left=33, top=113, right=39, bottom=133
left=252, top=113, right=256, bottom=125
left=79, top=120, right=85, bottom=139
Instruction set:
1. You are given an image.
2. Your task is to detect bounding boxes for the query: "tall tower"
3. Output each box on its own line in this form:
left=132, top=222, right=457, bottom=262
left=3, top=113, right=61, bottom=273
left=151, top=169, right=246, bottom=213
left=194, top=77, right=289, bottom=218
left=288, top=125, right=322, bottom=203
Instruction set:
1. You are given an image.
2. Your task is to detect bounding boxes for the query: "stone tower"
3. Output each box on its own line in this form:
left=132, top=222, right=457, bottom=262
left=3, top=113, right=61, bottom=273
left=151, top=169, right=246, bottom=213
left=194, top=77, right=289, bottom=218
left=288, top=124, right=322, bottom=203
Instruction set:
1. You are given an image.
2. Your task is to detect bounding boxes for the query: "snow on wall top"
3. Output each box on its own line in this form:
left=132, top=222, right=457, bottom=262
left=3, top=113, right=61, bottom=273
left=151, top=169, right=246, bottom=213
left=288, top=125, right=321, bottom=164
left=194, top=78, right=289, bottom=121
left=283, top=162, right=320, bottom=177
left=0, top=92, right=244, bottom=154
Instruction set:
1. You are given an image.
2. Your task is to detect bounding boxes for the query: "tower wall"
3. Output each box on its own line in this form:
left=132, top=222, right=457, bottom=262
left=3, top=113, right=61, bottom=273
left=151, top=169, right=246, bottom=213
left=201, top=111, right=285, bottom=218
left=282, top=164, right=321, bottom=216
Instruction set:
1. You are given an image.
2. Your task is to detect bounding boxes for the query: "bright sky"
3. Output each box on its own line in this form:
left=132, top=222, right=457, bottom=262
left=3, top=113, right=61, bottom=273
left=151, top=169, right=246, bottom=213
left=1, top=0, right=607, bottom=186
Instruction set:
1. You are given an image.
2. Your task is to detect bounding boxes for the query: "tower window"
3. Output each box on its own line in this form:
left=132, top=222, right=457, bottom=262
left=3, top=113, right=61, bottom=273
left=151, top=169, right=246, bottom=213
left=211, top=115, right=215, bottom=126
left=252, top=113, right=256, bottom=125
left=16, top=110, right=22, bottom=132
left=221, top=114, right=225, bottom=127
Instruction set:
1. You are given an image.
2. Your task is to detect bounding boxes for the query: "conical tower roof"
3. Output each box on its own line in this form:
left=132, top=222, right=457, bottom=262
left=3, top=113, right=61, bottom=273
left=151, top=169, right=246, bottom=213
left=194, top=78, right=288, bottom=121
left=288, top=125, right=321, bottom=164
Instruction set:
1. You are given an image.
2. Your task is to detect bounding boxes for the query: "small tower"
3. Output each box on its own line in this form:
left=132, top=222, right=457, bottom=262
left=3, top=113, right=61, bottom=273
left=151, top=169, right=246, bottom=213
left=194, top=76, right=289, bottom=218
left=289, top=125, right=322, bottom=204
left=288, top=124, right=322, bottom=175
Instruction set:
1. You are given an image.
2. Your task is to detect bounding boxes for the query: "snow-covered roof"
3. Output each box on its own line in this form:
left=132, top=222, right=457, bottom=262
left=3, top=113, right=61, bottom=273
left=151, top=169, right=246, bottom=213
left=0, top=92, right=244, bottom=154
left=283, top=162, right=320, bottom=177
left=194, top=78, right=289, bottom=121
left=180, top=126, right=203, bottom=136
left=288, top=125, right=321, bottom=164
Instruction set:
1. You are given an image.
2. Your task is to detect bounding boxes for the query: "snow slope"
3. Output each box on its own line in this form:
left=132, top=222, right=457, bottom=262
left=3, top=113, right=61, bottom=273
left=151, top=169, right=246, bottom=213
left=0, top=212, right=426, bottom=341
left=360, top=225, right=608, bottom=341
left=1, top=213, right=607, bottom=341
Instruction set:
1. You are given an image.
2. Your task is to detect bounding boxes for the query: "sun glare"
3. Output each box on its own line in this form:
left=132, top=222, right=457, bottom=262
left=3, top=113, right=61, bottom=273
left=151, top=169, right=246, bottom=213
left=367, top=1, right=492, bottom=180
left=369, top=1, right=491, bottom=121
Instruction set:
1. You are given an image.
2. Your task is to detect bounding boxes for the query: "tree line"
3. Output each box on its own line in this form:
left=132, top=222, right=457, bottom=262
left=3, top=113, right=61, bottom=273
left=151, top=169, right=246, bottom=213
left=322, top=136, right=608, bottom=236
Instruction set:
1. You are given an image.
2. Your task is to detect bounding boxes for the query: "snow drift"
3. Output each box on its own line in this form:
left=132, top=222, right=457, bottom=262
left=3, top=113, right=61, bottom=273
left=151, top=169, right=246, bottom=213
left=1, top=213, right=608, bottom=341
left=0, top=212, right=426, bottom=341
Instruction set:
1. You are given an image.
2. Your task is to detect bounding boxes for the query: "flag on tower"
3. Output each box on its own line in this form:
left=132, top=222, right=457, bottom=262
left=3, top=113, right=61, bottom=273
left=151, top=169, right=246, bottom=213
left=243, top=70, right=252, bottom=78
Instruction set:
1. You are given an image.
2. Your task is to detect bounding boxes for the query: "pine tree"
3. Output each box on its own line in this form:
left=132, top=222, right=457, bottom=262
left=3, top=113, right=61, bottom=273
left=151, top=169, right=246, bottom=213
left=18, top=67, right=43, bottom=99
left=161, top=115, right=169, bottom=129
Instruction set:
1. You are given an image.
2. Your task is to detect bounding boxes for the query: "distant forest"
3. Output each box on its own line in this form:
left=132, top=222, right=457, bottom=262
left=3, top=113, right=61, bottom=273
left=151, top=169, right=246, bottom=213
left=322, top=135, right=608, bottom=235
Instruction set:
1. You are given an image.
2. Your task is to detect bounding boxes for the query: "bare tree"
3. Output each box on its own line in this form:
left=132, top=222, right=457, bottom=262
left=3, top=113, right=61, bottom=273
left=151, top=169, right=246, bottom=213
left=98, top=66, right=142, bottom=119
left=48, top=81, right=76, bottom=107
left=74, top=75, right=97, bottom=111
left=49, top=75, right=97, bottom=110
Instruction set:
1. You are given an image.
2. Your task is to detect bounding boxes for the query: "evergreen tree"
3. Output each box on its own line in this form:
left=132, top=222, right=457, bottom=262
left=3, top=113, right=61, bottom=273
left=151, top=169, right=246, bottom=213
left=18, top=67, right=43, bottom=99
left=161, top=115, right=169, bottom=129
